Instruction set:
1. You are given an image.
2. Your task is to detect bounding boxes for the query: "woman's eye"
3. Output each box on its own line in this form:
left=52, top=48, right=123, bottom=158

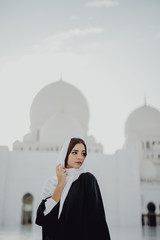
left=71, top=152, right=86, bottom=156
left=72, top=151, right=77, bottom=154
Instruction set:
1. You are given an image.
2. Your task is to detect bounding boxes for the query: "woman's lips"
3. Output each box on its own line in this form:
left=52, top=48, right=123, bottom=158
left=76, top=162, right=82, bottom=164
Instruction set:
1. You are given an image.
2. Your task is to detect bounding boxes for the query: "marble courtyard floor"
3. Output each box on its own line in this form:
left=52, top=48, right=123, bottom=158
left=0, top=225, right=160, bottom=240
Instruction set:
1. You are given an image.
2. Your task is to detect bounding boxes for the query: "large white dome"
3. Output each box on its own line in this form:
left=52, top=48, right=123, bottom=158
left=13, top=79, right=103, bottom=152
left=30, top=80, right=90, bottom=132
left=125, top=105, right=160, bottom=139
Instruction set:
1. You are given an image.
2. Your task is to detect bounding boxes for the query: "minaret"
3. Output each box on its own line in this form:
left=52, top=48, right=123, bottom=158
left=59, top=73, right=63, bottom=81
left=144, top=94, right=147, bottom=106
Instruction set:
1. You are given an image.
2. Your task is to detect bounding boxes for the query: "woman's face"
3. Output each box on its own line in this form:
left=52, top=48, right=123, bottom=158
left=66, top=143, right=86, bottom=169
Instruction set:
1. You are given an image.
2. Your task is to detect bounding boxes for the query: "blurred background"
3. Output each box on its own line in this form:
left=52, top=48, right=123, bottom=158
left=0, top=0, right=160, bottom=239
left=0, top=0, right=160, bottom=154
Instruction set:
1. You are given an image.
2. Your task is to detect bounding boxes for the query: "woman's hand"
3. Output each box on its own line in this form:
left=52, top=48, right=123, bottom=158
left=56, top=164, right=67, bottom=187
left=52, top=164, right=67, bottom=202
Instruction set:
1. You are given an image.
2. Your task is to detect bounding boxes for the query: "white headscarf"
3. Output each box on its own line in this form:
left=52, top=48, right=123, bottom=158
left=41, top=136, right=87, bottom=218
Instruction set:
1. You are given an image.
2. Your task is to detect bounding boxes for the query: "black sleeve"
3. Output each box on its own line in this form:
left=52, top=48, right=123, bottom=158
left=84, top=173, right=111, bottom=240
left=35, top=197, right=60, bottom=227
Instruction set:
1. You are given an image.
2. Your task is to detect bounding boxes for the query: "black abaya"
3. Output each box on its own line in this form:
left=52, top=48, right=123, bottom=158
left=35, top=172, right=111, bottom=240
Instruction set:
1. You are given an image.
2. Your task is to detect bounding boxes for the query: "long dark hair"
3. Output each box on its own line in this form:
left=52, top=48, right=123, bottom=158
left=64, top=138, right=87, bottom=167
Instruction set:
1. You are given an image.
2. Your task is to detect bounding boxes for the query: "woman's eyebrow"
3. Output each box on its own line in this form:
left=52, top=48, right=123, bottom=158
left=72, top=149, right=86, bottom=152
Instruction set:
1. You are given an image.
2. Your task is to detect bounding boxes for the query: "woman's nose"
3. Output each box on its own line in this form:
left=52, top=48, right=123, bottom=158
left=77, top=154, right=82, bottom=160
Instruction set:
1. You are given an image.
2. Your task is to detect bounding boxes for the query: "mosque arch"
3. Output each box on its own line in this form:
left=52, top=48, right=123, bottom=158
left=147, top=202, right=157, bottom=226
left=21, top=193, right=33, bottom=225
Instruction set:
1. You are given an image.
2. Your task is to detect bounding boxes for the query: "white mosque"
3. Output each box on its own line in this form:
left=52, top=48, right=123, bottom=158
left=0, top=80, right=160, bottom=228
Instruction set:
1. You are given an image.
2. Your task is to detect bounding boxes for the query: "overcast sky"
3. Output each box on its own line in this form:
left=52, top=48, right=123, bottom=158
left=0, top=0, right=160, bottom=154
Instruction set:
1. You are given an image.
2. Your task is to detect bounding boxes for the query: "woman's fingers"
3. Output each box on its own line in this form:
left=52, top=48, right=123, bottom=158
left=56, top=164, right=61, bottom=170
left=56, top=164, right=67, bottom=176
left=56, top=164, right=62, bottom=171
left=56, top=164, right=68, bottom=186
left=61, top=169, right=67, bottom=174
left=56, top=164, right=65, bottom=169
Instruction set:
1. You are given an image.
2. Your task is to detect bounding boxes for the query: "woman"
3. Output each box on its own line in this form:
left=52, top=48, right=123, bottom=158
left=35, top=137, right=111, bottom=240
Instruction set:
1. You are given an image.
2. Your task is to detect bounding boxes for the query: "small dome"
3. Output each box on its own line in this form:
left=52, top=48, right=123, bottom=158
left=23, top=132, right=35, bottom=143
left=125, top=105, right=160, bottom=139
left=40, top=113, right=85, bottom=146
left=30, top=80, right=89, bottom=133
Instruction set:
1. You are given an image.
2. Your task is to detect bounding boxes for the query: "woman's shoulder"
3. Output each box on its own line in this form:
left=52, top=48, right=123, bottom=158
left=80, top=172, right=97, bottom=183
left=79, top=172, right=99, bottom=193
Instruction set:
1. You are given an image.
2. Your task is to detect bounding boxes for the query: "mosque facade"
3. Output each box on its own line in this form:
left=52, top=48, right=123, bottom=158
left=0, top=80, right=160, bottom=227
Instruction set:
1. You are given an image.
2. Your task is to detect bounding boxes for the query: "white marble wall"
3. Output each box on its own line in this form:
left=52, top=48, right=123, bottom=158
left=0, top=148, right=142, bottom=227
